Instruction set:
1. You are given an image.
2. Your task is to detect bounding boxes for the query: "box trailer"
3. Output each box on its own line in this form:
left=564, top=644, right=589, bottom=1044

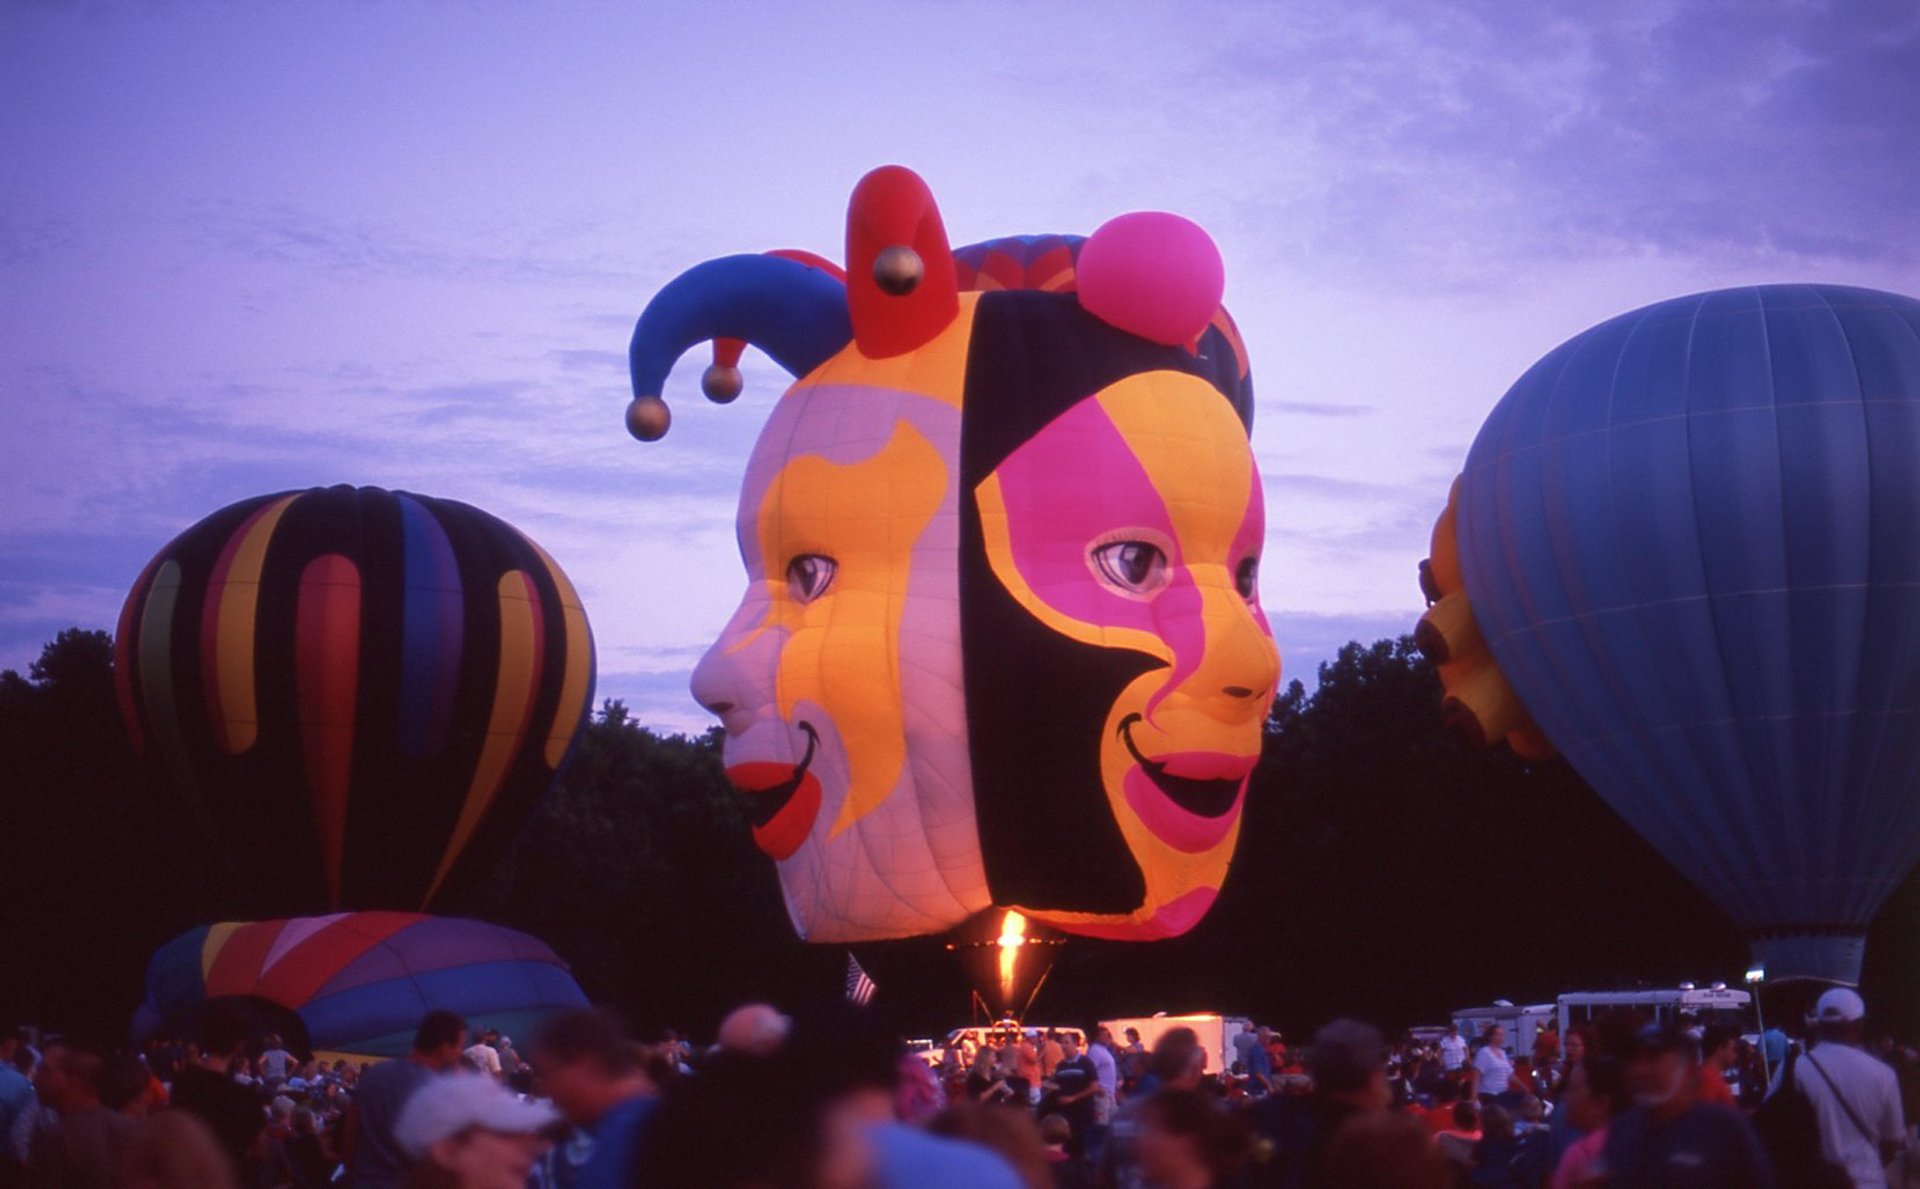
left=1099, top=1012, right=1254, bottom=1077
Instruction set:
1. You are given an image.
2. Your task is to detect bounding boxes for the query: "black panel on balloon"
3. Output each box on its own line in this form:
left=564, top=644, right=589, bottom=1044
left=958, top=292, right=1208, bottom=914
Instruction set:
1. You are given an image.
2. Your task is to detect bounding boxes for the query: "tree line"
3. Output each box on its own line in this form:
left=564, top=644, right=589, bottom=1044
left=3, top=628, right=1915, bottom=1044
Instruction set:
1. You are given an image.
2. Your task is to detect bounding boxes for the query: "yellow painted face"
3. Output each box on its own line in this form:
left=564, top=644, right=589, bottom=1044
left=974, top=370, right=1279, bottom=938
left=758, top=418, right=945, bottom=832
left=690, top=307, right=991, bottom=941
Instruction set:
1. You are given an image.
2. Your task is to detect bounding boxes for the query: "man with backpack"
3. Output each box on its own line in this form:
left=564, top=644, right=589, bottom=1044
left=1775, top=989, right=1908, bottom=1189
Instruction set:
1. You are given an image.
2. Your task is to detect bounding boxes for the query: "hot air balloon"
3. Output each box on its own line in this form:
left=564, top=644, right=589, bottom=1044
left=623, top=166, right=1279, bottom=943
left=115, top=486, right=595, bottom=914
left=1418, top=284, right=1920, bottom=984
left=132, top=913, right=589, bottom=1058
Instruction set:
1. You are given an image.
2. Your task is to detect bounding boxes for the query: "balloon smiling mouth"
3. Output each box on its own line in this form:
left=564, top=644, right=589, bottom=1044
left=726, top=722, right=822, bottom=861
left=1118, top=714, right=1243, bottom=818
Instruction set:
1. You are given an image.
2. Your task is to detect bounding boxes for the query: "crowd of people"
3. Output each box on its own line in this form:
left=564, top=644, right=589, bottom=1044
left=1, top=987, right=1916, bottom=1188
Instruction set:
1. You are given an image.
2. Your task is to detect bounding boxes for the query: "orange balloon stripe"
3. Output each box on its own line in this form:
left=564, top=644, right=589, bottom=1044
left=528, top=540, right=593, bottom=769
left=199, top=921, right=243, bottom=981
left=114, top=552, right=163, bottom=755
left=295, top=554, right=362, bottom=908
left=201, top=495, right=297, bottom=754
left=426, top=571, right=543, bottom=902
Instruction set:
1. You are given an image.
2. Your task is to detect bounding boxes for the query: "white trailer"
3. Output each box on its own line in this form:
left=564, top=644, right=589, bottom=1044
left=1450, top=1001, right=1558, bottom=1060
left=1556, top=984, right=1753, bottom=1039
left=1099, top=1012, right=1255, bottom=1077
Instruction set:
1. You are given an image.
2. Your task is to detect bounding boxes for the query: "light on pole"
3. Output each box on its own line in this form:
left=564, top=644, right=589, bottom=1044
left=1745, top=963, right=1770, bottom=1087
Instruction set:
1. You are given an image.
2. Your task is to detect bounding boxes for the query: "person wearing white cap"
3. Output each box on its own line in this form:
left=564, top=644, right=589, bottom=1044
left=393, top=1074, right=557, bottom=1189
left=1771, top=987, right=1908, bottom=1189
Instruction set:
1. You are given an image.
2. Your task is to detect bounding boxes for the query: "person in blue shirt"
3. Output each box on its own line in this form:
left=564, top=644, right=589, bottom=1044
left=631, top=1000, right=1022, bottom=1189
left=1601, top=1021, right=1776, bottom=1188
left=528, top=1009, right=660, bottom=1189
left=1245, top=1027, right=1276, bottom=1095
left=0, top=1029, right=35, bottom=1172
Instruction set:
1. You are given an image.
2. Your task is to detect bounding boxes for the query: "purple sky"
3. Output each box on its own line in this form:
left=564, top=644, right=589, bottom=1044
left=4, top=2, right=1916, bottom=733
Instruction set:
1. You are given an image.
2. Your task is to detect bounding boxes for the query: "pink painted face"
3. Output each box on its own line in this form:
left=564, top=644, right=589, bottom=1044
left=974, top=370, right=1279, bottom=938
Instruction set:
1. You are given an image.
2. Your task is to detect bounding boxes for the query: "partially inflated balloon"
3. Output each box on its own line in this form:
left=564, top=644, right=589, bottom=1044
left=132, top=913, right=588, bottom=1057
left=1423, top=284, right=1920, bottom=983
left=115, top=486, right=595, bottom=912
left=624, top=166, right=1279, bottom=942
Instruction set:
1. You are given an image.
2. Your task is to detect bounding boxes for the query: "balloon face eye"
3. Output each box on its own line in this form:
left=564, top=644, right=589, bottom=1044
left=1090, top=539, right=1169, bottom=596
left=785, top=554, right=837, bottom=603
left=1234, top=556, right=1259, bottom=601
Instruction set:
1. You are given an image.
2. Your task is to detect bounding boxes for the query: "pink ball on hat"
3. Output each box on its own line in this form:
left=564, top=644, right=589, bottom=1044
left=1075, top=211, right=1225, bottom=346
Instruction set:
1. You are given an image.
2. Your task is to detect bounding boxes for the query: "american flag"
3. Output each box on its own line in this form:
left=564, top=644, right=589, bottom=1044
left=845, top=953, right=876, bottom=1006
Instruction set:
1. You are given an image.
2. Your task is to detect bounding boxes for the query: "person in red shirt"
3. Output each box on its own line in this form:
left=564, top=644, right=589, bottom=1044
left=1532, top=1024, right=1560, bottom=1070
left=1434, top=1099, right=1483, bottom=1168
left=1512, top=1056, right=1537, bottom=1098
left=1040, top=1030, right=1065, bottom=1080
left=1011, top=1032, right=1041, bottom=1103
left=1423, top=1077, right=1465, bottom=1135
left=1696, top=1025, right=1739, bottom=1109
left=1264, top=1032, right=1287, bottom=1071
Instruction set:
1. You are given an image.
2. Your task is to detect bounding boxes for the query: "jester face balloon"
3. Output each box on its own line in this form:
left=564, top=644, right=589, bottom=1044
left=627, top=166, right=1278, bottom=942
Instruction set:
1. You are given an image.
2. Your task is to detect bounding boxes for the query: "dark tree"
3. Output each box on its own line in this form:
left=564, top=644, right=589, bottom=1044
left=0, top=627, right=220, bottom=1035
left=2, top=628, right=1914, bottom=1044
left=448, top=700, right=838, bottom=1036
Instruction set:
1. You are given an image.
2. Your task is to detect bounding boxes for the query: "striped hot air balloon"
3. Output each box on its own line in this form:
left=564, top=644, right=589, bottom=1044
left=115, top=486, right=594, bottom=914
left=132, top=913, right=589, bottom=1058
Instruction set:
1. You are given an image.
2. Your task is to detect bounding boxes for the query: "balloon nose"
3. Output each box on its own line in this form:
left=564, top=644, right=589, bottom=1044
left=873, top=245, right=924, bottom=296
left=704, top=700, right=735, bottom=718
left=1223, top=685, right=1259, bottom=699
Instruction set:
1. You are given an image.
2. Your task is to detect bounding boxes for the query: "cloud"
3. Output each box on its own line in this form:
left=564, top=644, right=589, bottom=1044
left=1268, top=609, right=1421, bottom=669
left=547, top=347, right=627, bottom=375
left=177, top=200, right=643, bottom=288
left=1193, top=0, right=1919, bottom=292
left=0, top=210, right=76, bottom=267
left=1261, top=471, right=1419, bottom=500
left=5, top=0, right=1913, bottom=721
left=592, top=667, right=712, bottom=737
left=1265, top=399, right=1375, bottom=418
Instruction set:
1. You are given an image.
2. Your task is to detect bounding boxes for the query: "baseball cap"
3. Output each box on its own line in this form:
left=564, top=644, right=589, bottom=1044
left=393, top=1074, right=558, bottom=1157
left=1634, top=1021, right=1694, bottom=1055
left=1814, top=987, right=1866, bottom=1024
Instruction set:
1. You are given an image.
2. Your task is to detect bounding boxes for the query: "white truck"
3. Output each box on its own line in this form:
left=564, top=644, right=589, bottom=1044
left=1099, top=1012, right=1255, bottom=1077
left=1450, top=984, right=1756, bottom=1065
left=1450, top=1001, right=1558, bottom=1059
left=1555, top=983, right=1754, bottom=1039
